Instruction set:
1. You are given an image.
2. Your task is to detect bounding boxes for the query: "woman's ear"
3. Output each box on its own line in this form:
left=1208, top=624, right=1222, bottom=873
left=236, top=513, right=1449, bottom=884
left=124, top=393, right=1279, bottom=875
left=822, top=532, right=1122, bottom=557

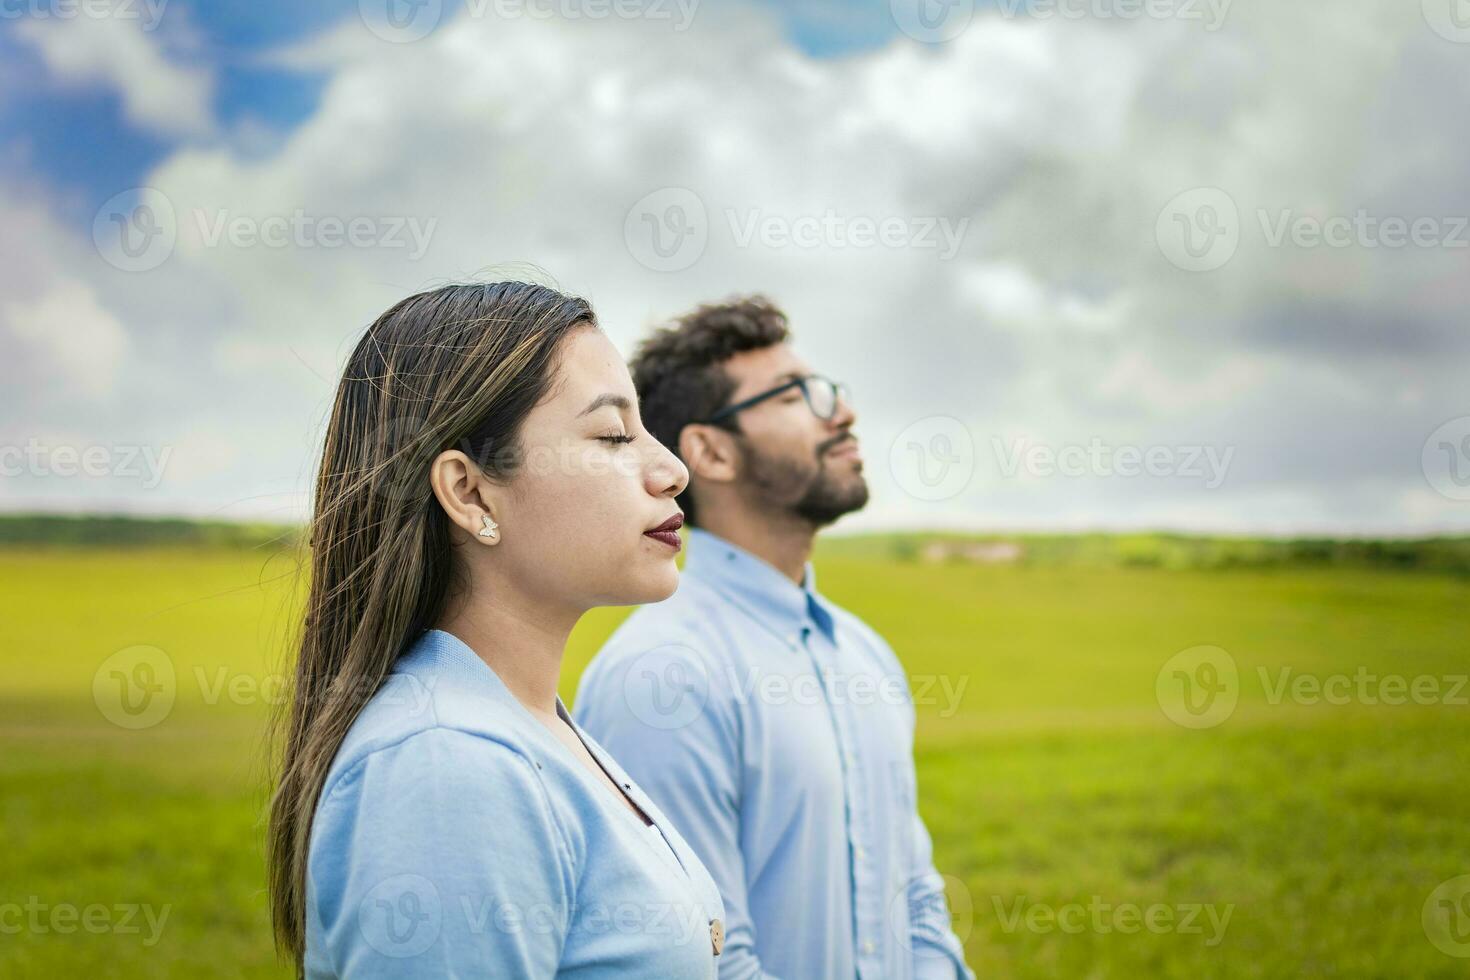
left=429, top=449, right=503, bottom=545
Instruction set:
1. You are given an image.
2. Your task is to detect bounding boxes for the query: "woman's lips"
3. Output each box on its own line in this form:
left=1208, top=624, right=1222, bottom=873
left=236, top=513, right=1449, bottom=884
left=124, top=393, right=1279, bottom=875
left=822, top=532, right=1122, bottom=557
left=644, top=529, right=682, bottom=551
left=644, top=512, right=684, bottom=551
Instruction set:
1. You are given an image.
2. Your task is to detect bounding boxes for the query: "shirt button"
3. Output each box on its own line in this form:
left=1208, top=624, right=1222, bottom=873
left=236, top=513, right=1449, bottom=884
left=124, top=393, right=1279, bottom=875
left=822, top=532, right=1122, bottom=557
left=710, top=918, right=724, bottom=955
left=855, top=846, right=866, bottom=860
left=862, top=939, right=875, bottom=954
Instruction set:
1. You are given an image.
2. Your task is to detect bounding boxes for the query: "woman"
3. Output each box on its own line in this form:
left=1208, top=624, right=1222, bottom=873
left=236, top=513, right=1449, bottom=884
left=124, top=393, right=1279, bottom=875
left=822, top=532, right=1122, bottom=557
left=267, top=281, right=724, bottom=977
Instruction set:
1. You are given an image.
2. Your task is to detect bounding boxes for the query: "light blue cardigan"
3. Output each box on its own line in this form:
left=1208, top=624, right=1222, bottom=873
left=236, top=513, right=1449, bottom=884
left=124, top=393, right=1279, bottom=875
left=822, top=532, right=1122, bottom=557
left=303, top=628, right=725, bottom=978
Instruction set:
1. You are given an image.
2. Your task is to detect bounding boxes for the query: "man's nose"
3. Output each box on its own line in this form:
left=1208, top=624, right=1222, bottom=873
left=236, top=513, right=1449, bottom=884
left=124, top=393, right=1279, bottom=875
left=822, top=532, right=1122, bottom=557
left=829, top=394, right=857, bottom=429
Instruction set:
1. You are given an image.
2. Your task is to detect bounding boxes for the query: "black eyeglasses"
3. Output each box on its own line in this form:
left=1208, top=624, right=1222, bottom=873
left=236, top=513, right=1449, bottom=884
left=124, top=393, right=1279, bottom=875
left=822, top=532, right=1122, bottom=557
left=702, top=374, right=850, bottom=425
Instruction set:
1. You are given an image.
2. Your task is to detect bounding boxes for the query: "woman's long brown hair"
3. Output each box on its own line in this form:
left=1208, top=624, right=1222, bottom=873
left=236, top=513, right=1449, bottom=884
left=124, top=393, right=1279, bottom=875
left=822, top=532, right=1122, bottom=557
left=266, top=281, right=593, bottom=971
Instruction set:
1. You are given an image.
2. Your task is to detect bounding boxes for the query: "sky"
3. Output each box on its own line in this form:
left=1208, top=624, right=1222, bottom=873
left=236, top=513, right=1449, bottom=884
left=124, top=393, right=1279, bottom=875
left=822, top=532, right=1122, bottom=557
left=3, top=0, right=1469, bottom=536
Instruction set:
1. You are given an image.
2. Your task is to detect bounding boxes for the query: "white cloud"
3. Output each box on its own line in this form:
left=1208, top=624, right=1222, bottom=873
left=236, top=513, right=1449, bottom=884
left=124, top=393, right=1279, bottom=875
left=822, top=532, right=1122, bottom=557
left=8, top=0, right=1470, bottom=532
left=2, top=279, right=129, bottom=395
left=15, top=10, right=213, bottom=138
left=960, top=262, right=1130, bottom=334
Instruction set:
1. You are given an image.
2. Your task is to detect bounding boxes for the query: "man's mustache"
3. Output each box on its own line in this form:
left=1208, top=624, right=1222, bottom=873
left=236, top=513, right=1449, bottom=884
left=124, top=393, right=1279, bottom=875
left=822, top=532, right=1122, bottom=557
left=818, top=434, right=857, bottom=458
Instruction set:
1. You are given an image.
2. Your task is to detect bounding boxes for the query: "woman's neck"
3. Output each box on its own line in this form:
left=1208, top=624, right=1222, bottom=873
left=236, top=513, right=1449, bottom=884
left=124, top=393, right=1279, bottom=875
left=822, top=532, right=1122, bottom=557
left=435, top=583, right=579, bottom=715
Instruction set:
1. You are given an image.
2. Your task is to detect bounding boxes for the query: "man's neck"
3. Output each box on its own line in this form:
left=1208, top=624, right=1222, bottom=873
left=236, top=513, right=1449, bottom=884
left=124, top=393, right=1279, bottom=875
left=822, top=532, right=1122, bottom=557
left=696, top=508, right=817, bottom=587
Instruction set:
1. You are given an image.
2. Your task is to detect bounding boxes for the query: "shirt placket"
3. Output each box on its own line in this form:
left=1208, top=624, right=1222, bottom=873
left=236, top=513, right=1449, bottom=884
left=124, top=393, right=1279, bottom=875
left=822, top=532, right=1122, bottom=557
left=798, top=622, right=884, bottom=980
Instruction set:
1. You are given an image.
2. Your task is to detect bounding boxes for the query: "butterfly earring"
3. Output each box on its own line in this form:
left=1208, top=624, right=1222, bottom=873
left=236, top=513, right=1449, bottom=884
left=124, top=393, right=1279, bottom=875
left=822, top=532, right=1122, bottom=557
left=478, top=514, right=499, bottom=540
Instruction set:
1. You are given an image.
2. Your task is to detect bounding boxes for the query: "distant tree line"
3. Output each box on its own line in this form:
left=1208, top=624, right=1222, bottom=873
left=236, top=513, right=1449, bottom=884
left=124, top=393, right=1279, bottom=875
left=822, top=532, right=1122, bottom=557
left=3, top=514, right=1467, bottom=575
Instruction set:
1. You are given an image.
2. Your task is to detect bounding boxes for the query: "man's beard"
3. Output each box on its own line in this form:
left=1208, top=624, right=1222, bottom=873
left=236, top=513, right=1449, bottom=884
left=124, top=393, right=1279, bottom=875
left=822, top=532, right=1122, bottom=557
left=743, top=436, right=869, bottom=528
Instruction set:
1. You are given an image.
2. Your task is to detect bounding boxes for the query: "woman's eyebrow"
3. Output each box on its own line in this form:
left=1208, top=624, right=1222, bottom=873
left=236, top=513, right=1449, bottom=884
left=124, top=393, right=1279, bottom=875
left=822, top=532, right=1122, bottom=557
left=577, top=393, right=633, bottom=417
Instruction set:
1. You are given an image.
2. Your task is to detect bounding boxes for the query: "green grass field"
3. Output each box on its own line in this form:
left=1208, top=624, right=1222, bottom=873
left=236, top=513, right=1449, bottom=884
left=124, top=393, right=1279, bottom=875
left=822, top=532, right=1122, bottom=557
left=3, top=544, right=1468, bottom=977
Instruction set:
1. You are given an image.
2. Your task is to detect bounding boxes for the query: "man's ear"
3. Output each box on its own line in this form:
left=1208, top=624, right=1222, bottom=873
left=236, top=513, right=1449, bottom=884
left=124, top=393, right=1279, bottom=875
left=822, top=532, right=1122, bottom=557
left=678, top=423, right=739, bottom=485
left=429, top=449, right=504, bottom=545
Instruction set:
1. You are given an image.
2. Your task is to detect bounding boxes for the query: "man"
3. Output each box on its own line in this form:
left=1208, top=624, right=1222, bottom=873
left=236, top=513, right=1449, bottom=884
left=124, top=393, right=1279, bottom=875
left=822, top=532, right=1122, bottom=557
left=573, top=297, right=973, bottom=980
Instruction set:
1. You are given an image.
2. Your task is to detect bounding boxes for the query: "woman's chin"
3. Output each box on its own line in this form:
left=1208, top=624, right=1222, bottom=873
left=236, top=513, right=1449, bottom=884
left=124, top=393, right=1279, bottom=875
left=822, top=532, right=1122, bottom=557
left=621, top=564, right=680, bottom=606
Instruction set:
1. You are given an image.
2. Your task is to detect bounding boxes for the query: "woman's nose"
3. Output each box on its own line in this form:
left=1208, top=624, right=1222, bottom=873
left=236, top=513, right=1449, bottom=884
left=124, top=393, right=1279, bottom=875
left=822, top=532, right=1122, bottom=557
left=649, top=442, right=689, bottom=498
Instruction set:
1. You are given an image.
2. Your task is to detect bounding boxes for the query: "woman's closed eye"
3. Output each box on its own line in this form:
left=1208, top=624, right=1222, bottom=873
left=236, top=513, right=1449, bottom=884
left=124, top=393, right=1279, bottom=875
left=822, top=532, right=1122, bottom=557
left=598, top=433, right=637, bottom=445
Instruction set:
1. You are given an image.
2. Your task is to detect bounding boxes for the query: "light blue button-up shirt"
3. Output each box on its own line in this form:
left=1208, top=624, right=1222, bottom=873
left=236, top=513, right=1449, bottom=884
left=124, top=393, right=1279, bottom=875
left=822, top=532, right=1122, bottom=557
left=304, top=627, right=725, bottom=978
left=574, top=527, right=974, bottom=980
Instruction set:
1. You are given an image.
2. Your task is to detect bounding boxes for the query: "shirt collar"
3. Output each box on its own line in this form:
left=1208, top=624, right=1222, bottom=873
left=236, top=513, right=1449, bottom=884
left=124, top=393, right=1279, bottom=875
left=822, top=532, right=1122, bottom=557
left=682, top=526, right=837, bottom=646
left=396, top=627, right=574, bottom=718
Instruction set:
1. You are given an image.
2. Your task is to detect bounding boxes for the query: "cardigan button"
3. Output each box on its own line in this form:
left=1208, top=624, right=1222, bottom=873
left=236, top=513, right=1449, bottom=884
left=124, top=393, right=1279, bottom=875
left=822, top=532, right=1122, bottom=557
left=709, top=917, right=724, bottom=956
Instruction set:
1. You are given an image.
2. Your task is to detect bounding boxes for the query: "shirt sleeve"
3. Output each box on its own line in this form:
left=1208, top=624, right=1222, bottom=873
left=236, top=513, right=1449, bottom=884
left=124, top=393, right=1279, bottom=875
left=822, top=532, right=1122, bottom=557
left=906, top=807, right=976, bottom=980
left=871, top=628, right=973, bottom=980
left=574, top=643, right=787, bottom=980
left=307, top=727, right=577, bottom=978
